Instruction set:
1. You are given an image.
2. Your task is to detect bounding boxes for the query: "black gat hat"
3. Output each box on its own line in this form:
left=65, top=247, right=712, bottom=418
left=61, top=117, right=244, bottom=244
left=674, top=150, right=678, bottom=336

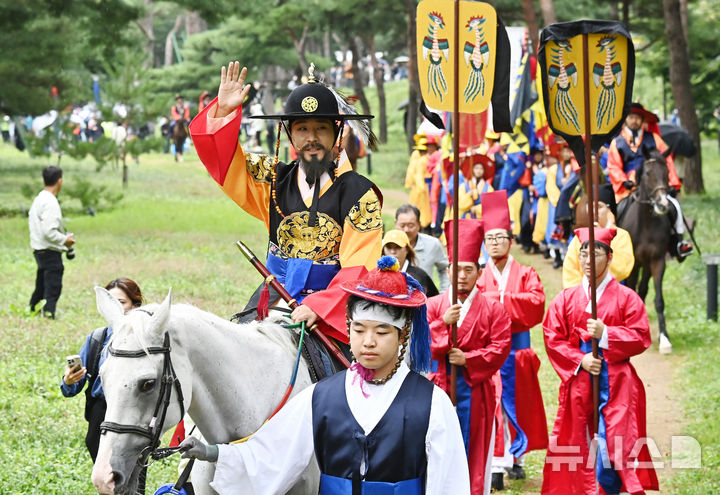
left=251, top=65, right=373, bottom=122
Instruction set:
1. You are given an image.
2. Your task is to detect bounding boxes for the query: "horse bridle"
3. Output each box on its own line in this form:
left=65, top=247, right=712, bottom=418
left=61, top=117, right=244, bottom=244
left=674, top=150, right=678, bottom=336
left=99, top=328, right=186, bottom=467
left=630, top=158, right=669, bottom=209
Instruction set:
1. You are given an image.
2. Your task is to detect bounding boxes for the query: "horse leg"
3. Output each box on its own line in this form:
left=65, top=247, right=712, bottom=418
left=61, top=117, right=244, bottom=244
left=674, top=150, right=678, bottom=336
left=637, top=266, right=652, bottom=302
left=651, top=259, right=672, bottom=354
left=626, top=265, right=640, bottom=293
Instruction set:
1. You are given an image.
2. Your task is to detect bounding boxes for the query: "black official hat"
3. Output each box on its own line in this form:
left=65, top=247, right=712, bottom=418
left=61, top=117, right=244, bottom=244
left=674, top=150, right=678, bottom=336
left=251, top=65, right=373, bottom=122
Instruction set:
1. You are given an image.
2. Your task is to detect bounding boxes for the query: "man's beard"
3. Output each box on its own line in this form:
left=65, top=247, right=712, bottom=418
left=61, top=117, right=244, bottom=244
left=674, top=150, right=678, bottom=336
left=300, top=144, right=334, bottom=186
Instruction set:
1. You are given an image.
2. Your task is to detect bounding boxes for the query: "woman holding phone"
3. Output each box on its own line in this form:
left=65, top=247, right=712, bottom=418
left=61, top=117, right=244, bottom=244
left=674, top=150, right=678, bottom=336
left=60, top=278, right=143, bottom=463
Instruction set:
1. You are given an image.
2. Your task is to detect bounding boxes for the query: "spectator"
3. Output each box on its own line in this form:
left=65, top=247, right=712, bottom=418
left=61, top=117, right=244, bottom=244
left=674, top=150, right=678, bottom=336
left=28, top=166, right=75, bottom=319
left=61, top=278, right=146, bottom=493
left=382, top=230, right=438, bottom=297
left=395, top=204, right=450, bottom=291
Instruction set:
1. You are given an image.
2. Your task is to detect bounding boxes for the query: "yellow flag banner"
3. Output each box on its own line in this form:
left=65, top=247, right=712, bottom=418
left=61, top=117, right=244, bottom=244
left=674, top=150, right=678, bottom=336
left=538, top=20, right=635, bottom=158
left=416, top=0, right=498, bottom=114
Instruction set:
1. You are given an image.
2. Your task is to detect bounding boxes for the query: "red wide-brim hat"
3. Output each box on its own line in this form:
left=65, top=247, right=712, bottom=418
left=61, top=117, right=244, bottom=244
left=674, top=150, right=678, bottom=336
left=341, top=256, right=427, bottom=308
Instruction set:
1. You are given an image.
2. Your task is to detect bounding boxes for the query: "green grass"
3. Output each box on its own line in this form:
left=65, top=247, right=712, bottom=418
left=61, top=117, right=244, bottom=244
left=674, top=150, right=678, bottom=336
left=2, top=98, right=719, bottom=492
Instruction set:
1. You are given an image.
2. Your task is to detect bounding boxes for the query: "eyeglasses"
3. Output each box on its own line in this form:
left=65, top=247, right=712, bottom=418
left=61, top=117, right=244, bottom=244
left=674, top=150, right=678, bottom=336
left=484, top=236, right=511, bottom=244
left=579, top=250, right=607, bottom=260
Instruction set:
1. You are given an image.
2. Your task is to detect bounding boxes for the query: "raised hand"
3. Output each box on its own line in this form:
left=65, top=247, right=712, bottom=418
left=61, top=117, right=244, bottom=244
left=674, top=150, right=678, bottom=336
left=216, top=61, right=251, bottom=118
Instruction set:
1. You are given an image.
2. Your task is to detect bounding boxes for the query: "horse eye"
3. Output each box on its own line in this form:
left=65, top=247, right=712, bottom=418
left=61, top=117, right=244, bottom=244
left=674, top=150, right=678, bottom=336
left=140, top=379, right=156, bottom=392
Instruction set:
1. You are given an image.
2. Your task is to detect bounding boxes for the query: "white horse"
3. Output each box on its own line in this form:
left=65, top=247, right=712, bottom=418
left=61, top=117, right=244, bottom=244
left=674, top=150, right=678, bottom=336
left=91, top=287, right=320, bottom=495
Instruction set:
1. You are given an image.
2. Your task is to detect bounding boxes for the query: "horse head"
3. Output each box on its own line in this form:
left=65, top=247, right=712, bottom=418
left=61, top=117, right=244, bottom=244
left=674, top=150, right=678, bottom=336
left=91, top=288, right=190, bottom=495
left=640, top=148, right=670, bottom=216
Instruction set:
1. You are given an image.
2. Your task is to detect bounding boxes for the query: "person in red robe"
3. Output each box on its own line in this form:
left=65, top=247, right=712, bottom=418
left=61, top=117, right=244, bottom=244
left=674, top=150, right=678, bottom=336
left=189, top=62, right=382, bottom=345
left=542, top=227, right=659, bottom=495
left=477, top=190, right=548, bottom=490
left=427, top=219, right=511, bottom=495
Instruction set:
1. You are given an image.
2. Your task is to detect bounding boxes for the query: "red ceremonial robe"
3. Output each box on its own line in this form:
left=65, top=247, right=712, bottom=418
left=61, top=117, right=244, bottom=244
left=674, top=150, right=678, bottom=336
left=189, top=99, right=382, bottom=343
left=477, top=257, right=548, bottom=456
left=542, top=276, right=658, bottom=495
left=428, top=287, right=511, bottom=495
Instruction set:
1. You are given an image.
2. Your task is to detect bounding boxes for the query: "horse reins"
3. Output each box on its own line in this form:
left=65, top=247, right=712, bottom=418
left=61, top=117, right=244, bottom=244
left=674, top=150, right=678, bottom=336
left=100, top=330, right=186, bottom=467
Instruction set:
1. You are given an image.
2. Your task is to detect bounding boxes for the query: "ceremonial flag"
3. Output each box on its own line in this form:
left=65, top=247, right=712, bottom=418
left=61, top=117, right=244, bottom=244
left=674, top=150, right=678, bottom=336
left=538, top=20, right=635, bottom=164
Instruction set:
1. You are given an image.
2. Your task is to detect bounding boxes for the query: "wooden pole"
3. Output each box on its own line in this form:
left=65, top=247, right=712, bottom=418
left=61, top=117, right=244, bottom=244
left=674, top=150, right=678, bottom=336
left=449, top=0, right=461, bottom=406
left=582, top=32, right=601, bottom=437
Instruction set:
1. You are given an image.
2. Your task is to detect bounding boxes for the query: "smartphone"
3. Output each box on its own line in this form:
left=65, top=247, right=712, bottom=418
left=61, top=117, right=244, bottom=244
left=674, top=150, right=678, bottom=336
left=66, top=355, right=82, bottom=369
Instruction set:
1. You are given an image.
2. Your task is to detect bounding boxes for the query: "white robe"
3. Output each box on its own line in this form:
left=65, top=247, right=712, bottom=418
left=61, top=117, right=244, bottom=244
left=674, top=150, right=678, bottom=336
left=211, top=361, right=470, bottom=494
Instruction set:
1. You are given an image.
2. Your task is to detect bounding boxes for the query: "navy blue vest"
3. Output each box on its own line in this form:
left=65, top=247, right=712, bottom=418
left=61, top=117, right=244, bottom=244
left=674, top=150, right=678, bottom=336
left=312, top=370, right=434, bottom=495
left=615, top=131, right=657, bottom=175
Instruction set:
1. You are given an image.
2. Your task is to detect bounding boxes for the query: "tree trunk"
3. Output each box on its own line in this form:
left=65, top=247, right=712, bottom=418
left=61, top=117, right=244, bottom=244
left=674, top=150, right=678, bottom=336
left=135, top=0, right=155, bottom=68
left=323, top=29, right=331, bottom=59
left=349, top=37, right=372, bottom=117
left=184, top=11, right=206, bottom=36
left=679, top=0, right=689, bottom=57
left=538, top=0, right=557, bottom=26
left=609, top=0, right=619, bottom=20
left=287, top=25, right=310, bottom=75
left=406, top=0, right=420, bottom=151
left=621, top=0, right=630, bottom=27
left=164, top=15, right=183, bottom=67
left=663, top=0, right=703, bottom=193
left=365, top=35, right=387, bottom=143
left=521, top=0, right=539, bottom=54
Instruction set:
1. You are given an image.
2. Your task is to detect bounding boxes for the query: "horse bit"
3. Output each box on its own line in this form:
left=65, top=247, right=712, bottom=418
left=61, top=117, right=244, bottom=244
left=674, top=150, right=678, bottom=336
left=99, top=322, right=186, bottom=467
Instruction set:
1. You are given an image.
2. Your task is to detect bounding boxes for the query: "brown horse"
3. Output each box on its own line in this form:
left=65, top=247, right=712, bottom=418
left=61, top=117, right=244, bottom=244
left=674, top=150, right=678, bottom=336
left=617, top=148, right=673, bottom=353
left=173, top=119, right=188, bottom=162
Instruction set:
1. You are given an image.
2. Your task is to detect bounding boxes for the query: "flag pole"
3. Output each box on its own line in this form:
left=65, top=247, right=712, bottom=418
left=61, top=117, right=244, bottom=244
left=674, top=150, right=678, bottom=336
left=449, top=0, right=461, bottom=406
left=582, top=31, right=601, bottom=439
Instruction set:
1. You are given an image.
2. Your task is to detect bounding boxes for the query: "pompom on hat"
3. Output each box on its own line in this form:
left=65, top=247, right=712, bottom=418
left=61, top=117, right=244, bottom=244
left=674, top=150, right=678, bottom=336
left=341, top=256, right=431, bottom=373
left=341, top=255, right=426, bottom=308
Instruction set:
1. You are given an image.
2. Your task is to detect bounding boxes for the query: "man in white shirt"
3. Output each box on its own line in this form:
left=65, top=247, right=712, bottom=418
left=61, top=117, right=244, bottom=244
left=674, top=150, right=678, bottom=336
left=395, top=204, right=450, bottom=291
left=179, top=256, right=470, bottom=495
left=28, top=166, right=75, bottom=318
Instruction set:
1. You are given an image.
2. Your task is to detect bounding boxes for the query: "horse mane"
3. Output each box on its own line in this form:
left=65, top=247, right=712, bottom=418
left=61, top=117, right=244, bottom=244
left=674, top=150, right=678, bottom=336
left=110, top=303, right=297, bottom=358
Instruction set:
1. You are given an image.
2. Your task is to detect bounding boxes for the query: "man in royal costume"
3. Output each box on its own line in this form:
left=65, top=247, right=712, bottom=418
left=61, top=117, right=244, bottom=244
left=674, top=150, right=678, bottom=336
left=542, top=227, right=658, bottom=495
left=179, top=256, right=471, bottom=494
left=606, top=102, right=692, bottom=261
left=427, top=219, right=512, bottom=495
left=474, top=191, right=548, bottom=489
left=189, top=62, right=383, bottom=345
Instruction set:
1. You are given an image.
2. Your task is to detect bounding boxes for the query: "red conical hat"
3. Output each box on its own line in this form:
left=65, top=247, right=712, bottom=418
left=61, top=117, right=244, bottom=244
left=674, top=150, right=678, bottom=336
left=574, top=227, right=617, bottom=250
left=444, top=219, right=484, bottom=263
left=480, top=190, right=511, bottom=231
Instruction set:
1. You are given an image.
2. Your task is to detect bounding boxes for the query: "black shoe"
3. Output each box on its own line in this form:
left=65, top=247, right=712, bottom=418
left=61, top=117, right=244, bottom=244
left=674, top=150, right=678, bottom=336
left=491, top=472, right=504, bottom=491
left=508, top=464, right=526, bottom=480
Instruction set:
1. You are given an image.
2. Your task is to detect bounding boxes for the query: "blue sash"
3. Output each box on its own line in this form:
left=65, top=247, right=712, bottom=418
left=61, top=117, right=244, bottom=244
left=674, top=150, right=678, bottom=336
left=320, top=474, right=422, bottom=495
left=499, top=330, right=530, bottom=458
left=266, top=254, right=339, bottom=302
left=579, top=340, right=623, bottom=494
left=616, top=132, right=656, bottom=175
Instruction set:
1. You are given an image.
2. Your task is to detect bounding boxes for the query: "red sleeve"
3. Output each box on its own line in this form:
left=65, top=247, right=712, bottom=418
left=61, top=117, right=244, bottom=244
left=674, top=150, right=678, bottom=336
left=183, top=105, right=190, bottom=121
left=606, top=139, right=628, bottom=197
left=463, top=298, right=511, bottom=385
left=502, top=267, right=546, bottom=329
left=603, top=290, right=651, bottom=363
left=427, top=295, right=452, bottom=360
left=543, top=291, right=586, bottom=383
left=301, top=265, right=368, bottom=344
left=171, top=106, right=180, bottom=121
left=188, top=98, right=244, bottom=186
